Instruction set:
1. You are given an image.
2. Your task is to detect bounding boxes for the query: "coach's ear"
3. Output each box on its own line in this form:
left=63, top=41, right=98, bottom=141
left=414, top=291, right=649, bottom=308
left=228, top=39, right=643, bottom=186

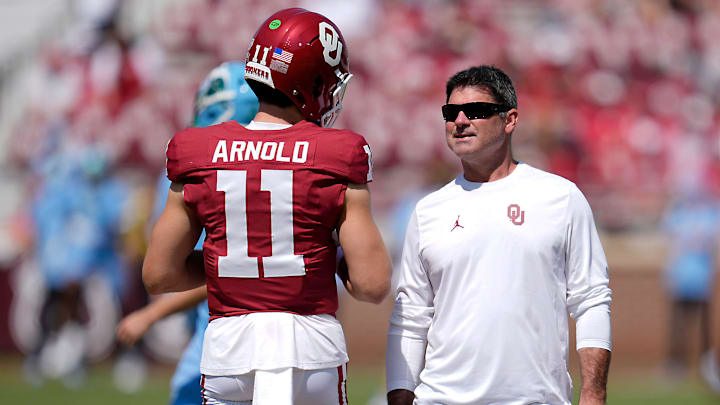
left=503, top=108, right=518, bottom=136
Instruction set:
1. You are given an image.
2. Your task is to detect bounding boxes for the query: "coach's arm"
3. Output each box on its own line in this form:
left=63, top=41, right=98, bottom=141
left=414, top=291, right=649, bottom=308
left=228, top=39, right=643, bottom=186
left=566, top=185, right=612, bottom=404
left=386, top=209, right=432, bottom=404
left=143, top=182, right=205, bottom=294
left=578, top=347, right=611, bottom=405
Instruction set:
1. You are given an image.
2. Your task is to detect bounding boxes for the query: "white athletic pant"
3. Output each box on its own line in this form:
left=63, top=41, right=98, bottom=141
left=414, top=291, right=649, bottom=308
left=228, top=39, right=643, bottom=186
left=201, top=365, right=347, bottom=405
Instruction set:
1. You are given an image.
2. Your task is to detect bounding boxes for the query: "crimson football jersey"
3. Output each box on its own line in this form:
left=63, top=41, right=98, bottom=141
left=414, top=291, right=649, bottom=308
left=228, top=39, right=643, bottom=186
left=166, top=120, right=372, bottom=319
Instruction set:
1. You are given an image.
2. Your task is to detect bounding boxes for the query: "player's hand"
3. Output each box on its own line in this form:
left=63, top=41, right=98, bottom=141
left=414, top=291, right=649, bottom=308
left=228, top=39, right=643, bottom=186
left=116, top=309, right=154, bottom=346
left=336, top=246, right=349, bottom=284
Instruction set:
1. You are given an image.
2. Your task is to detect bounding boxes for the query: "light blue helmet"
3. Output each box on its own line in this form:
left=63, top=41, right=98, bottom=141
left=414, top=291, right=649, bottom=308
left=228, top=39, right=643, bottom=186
left=193, top=61, right=259, bottom=128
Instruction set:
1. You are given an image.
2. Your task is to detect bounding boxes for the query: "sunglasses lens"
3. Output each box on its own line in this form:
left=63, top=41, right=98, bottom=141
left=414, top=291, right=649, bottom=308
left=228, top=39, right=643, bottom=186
left=441, top=105, right=454, bottom=121
left=462, top=104, right=493, bottom=120
left=443, top=102, right=507, bottom=121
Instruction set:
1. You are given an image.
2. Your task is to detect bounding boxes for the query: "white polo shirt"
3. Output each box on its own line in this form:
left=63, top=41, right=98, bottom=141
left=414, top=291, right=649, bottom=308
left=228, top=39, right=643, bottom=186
left=386, top=163, right=612, bottom=405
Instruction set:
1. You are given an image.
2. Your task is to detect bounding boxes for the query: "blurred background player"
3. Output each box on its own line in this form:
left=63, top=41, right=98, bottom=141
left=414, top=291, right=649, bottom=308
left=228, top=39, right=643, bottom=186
left=706, top=253, right=720, bottom=394
left=116, top=61, right=259, bottom=405
left=142, top=8, right=391, bottom=405
left=659, top=183, right=720, bottom=391
left=22, top=141, right=129, bottom=388
left=663, top=186, right=720, bottom=377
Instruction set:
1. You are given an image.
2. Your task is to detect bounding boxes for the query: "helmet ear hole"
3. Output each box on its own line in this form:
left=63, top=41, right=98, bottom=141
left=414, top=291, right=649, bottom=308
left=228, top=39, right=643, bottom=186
left=312, top=76, right=323, bottom=98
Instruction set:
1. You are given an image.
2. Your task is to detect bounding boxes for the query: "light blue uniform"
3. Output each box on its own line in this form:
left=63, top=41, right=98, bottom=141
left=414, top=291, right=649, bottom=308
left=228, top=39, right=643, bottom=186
left=33, top=146, right=128, bottom=294
left=663, top=191, right=720, bottom=301
left=169, top=300, right=209, bottom=405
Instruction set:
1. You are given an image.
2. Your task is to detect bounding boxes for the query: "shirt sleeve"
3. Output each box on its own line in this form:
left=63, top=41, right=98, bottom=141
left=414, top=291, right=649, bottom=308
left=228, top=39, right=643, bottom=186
left=565, top=185, right=612, bottom=351
left=386, top=209, right=434, bottom=393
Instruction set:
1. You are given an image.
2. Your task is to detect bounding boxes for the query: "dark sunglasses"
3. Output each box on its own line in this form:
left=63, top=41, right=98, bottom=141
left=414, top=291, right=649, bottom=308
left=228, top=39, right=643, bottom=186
left=441, top=102, right=511, bottom=121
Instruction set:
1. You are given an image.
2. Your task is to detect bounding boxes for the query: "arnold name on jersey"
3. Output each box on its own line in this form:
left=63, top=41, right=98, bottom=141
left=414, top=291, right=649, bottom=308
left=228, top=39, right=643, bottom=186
left=211, top=139, right=310, bottom=164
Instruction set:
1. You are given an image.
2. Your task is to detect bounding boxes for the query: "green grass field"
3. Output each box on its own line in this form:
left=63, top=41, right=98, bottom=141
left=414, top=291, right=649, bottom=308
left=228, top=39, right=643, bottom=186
left=1, top=355, right=718, bottom=404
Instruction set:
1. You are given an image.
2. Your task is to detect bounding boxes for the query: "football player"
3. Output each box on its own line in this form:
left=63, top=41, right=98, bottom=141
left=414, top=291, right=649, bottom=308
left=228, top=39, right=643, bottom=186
left=142, top=8, right=391, bottom=405
left=116, top=61, right=258, bottom=405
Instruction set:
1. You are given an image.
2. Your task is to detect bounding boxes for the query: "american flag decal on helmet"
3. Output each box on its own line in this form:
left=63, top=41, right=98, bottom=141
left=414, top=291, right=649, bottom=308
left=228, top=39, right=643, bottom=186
left=272, top=47, right=294, bottom=63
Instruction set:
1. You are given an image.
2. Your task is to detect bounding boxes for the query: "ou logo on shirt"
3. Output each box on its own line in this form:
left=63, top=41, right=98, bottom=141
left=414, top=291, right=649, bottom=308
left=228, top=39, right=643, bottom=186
left=319, top=22, right=342, bottom=66
left=507, top=204, right=525, bottom=226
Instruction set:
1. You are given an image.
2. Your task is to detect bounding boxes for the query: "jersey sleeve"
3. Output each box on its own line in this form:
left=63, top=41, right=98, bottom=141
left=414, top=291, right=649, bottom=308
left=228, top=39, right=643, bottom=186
left=564, top=185, right=612, bottom=351
left=166, top=127, right=205, bottom=182
left=319, top=131, right=373, bottom=184
left=347, top=135, right=373, bottom=184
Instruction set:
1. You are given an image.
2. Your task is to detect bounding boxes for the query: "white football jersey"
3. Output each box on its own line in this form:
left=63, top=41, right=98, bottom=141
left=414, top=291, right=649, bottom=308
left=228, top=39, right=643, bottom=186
left=201, top=312, right=348, bottom=376
left=386, top=163, right=611, bottom=405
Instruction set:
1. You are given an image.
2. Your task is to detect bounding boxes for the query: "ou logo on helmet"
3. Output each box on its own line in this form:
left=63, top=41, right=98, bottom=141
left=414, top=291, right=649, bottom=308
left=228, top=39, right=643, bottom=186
left=319, top=22, right=342, bottom=66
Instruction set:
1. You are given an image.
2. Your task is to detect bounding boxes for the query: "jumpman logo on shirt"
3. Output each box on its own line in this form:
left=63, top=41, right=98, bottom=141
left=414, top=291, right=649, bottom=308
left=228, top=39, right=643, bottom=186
left=451, top=215, right=464, bottom=232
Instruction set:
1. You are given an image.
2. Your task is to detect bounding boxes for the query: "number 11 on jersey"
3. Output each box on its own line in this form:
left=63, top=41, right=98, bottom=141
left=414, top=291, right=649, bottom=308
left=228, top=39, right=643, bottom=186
left=216, top=170, right=306, bottom=278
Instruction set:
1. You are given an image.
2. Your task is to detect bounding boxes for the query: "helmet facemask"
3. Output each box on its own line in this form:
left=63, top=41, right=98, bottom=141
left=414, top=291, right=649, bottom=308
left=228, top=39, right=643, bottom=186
left=319, top=70, right=353, bottom=128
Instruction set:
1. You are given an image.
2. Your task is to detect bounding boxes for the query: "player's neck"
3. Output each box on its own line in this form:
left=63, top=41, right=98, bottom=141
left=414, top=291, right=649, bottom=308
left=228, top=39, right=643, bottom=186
left=253, top=102, right=305, bottom=125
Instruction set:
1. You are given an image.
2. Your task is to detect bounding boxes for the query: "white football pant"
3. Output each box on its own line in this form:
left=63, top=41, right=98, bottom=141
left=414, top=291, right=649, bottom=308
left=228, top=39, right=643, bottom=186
left=201, top=364, right=347, bottom=405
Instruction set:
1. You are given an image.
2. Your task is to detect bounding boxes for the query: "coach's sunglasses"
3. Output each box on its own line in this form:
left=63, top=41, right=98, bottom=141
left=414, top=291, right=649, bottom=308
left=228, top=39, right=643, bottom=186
left=442, top=102, right=512, bottom=121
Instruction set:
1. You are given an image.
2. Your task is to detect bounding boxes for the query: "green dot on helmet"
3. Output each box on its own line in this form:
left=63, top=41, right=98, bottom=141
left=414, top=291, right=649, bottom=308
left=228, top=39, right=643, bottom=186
left=269, top=20, right=281, bottom=30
